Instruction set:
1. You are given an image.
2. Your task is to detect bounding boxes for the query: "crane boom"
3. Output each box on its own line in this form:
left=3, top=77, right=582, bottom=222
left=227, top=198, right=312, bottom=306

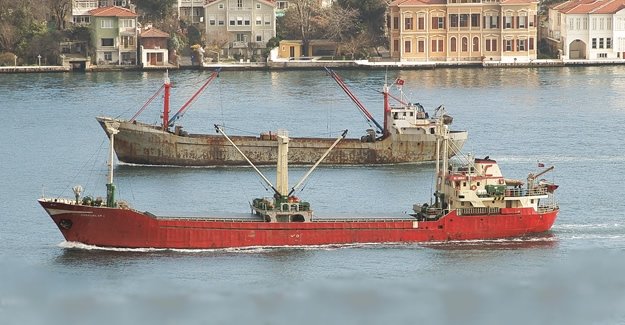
left=325, top=67, right=384, bottom=134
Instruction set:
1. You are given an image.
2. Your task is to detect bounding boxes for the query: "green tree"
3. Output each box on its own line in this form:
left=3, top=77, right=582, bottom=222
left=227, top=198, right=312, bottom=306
left=335, top=0, right=388, bottom=51
left=134, top=0, right=177, bottom=22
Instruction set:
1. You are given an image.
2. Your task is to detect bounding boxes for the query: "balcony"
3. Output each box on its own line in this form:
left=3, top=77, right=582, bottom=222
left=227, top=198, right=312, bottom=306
left=232, top=41, right=248, bottom=48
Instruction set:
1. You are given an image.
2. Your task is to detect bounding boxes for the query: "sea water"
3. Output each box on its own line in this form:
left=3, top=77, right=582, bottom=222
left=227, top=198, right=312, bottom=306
left=1, top=67, right=625, bottom=324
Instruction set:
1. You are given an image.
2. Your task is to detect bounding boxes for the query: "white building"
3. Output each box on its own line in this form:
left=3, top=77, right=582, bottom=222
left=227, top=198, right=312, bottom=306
left=548, top=0, right=625, bottom=60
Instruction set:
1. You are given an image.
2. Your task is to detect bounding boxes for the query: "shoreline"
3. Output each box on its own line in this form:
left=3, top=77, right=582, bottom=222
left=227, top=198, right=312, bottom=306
left=2, top=58, right=625, bottom=73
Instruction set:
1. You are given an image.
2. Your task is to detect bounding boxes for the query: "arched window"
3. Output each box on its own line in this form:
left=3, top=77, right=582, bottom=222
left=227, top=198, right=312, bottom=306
left=462, top=37, right=468, bottom=51
left=450, top=37, right=457, bottom=52
left=473, top=37, right=479, bottom=52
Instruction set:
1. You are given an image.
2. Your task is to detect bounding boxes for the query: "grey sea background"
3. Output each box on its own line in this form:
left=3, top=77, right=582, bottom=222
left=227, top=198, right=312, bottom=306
left=1, top=67, right=625, bottom=324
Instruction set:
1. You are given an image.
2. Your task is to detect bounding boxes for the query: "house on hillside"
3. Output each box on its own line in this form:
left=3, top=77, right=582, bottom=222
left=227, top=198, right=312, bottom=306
left=204, top=0, right=276, bottom=60
left=177, top=0, right=206, bottom=29
left=547, top=0, right=625, bottom=60
left=140, top=27, right=173, bottom=68
left=72, top=0, right=135, bottom=25
left=89, top=6, right=139, bottom=65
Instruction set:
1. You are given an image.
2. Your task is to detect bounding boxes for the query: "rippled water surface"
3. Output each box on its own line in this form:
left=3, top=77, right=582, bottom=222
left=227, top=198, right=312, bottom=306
left=1, top=67, right=625, bottom=324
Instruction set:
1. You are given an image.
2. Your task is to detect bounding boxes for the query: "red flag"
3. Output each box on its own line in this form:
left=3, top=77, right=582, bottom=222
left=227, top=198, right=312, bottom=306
left=395, top=78, right=404, bottom=86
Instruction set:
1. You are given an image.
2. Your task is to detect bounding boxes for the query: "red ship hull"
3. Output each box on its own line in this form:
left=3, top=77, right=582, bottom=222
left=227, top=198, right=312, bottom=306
left=39, top=200, right=558, bottom=249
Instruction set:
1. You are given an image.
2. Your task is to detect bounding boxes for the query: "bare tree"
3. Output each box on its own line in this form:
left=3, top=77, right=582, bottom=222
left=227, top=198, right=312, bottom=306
left=48, top=0, right=71, bottom=30
left=316, top=6, right=359, bottom=43
left=205, top=31, right=229, bottom=59
left=0, top=22, right=17, bottom=52
left=283, top=0, right=322, bottom=56
left=340, top=33, right=371, bottom=59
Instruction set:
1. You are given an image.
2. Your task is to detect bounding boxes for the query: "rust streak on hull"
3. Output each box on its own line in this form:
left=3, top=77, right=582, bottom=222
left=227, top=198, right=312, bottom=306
left=98, top=118, right=468, bottom=166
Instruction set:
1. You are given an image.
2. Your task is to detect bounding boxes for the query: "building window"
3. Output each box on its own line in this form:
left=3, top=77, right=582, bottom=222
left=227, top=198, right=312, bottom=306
left=598, top=53, right=607, bottom=58
left=491, top=15, right=499, bottom=28
left=218, top=3, right=224, bottom=9
left=244, top=17, right=250, bottom=25
left=393, top=39, right=399, bottom=52
left=404, top=40, right=411, bottom=53
left=519, top=16, right=526, bottom=28
left=471, top=14, right=480, bottom=28
left=237, top=17, right=243, bottom=25
left=418, top=17, right=424, bottom=30
left=393, top=17, right=399, bottom=30
left=100, top=19, right=113, bottom=28
left=256, top=3, right=261, bottom=9
left=418, top=40, right=425, bottom=52
left=230, top=18, right=235, bottom=25
left=405, top=17, right=413, bottom=30
left=432, top=17, right=444, bottom=29
left=461, top=37, right=468, bottom=51
left=120, top=19, right=134, bottom=28
left=121, top=36, right=134, bottom=47
left=256, top=17, right=262, bottom=25
left=607, top=38, right=612, bottom=49
left=450, top=14, right=458, bottom=28
left=459, top=14, right=468, bottom=27
left=517, top=39, right=526, bottom=51
left=209, top=15, right=216, bottom=25
left=265, top=15, right=271, bottom=25
left=529, top=38, right=534, bottom=50
left=432, top=39, right=443, bottom=52
left=450, top=37, right=457, bottom=52
left=104, top=52, right=112, bottom=60
left=505, top=40, right=513, bottom=51
left=599, top=38, right=604, bottom=48
left=237, top=0, right=243, bottom=8
left=592, top=38, right=597, bottom=49
left=236, top=33, right=246, bottom=42
left=73, top=16, right=90, bottom=24
left=473, top=37, right=479, bottom=51
left=504, top=16, right=512, bottom=29
left=218, top=19, right=225, bottom=26
left=101, top=38, right=114, bottom=46
left=256, top=35, right=262, bottom=42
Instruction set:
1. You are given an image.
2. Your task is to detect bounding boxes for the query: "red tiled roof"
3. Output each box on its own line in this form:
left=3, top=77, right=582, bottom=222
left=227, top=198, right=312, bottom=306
left=89, top=6, right=137, bottom=17
left=141, top=28, right=169, bottom=38
left=207, top=0, right=275, bottom=5
left=392, top=0, right=446, bottom=6
left=500, top=0, right=538, bottom=4
left=554, top=0, right=625, bottom=14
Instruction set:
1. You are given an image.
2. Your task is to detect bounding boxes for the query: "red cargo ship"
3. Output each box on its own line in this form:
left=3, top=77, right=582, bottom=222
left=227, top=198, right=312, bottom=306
left=39, top=117, right=559, bottom=249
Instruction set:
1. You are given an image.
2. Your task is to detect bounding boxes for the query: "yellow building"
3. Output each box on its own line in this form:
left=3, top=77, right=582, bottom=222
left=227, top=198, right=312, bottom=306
left=278, top=40, right=339, bottom=59
left=389, top=0, right=538, bottom=63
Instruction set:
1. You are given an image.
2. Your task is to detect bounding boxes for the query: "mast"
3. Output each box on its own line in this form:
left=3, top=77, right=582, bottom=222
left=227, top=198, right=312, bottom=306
left=163, top=71, right=171, bottom=131
left=383, top=82, right=390, bottom=138
left=105, top=121, right=120, bottom=208
left=325, top=67, right=384, bottom=135
left=276, top=130, right=289, bottom=196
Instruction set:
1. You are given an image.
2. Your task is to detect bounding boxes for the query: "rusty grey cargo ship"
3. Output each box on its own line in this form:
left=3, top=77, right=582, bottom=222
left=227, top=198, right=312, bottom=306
left=97, top=69, right=467, bottom=166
